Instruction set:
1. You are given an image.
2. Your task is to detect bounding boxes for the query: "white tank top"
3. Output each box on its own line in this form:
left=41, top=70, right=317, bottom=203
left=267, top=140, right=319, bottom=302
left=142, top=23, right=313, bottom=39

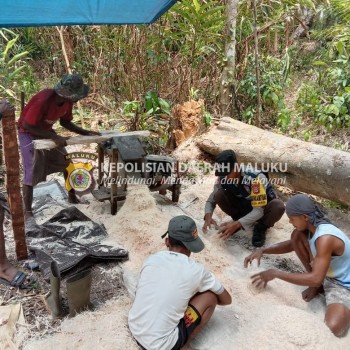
left=309, top=224, right=350, bottom=288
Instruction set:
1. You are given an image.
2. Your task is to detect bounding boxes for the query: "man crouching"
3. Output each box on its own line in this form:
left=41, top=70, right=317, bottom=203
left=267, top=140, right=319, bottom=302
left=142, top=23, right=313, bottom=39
left=128, top=215, right=232, bottom=350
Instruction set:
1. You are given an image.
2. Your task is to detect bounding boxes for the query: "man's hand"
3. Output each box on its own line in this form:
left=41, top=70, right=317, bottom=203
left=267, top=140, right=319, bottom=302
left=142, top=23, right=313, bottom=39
left=244, top=248, right=264, bottom=268
left=301, top=286, right=322, bottom=302
left=202, top=213, right=218, bottom=233
left=218, top=221, right=242, bottom=240
left=52, top=135, right=67, bottom=147
left=0, top=100, right=15, bottom=117
left=251, top=269, right=276, bottom=288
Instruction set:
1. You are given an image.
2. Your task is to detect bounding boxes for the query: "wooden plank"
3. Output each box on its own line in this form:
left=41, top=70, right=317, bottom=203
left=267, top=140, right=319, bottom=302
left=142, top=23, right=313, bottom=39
left=33, top=130, right=151, bottom=150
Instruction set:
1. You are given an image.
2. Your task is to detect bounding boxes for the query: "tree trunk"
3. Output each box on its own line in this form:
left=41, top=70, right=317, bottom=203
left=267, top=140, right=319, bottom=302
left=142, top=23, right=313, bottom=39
left=273, top=30, right=278, bottom=54
left=291, top=8, right=313, bottom=41
left=1, top=109, right=27, bottom=260
left=56, top=26, right=85, bottom=128
left=267, top=29, right=271, bottom=54
left=197, top=117, right=350, bottom=207
left=285, top=21, right=290, bottom=48
left=219, top=0, right=240, bottom=118
left=252, top=0, right=261, bottom=127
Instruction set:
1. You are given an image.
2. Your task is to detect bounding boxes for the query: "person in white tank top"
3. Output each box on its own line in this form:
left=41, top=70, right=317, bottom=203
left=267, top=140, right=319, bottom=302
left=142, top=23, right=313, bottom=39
left=244, top=194, right=350, bottom=337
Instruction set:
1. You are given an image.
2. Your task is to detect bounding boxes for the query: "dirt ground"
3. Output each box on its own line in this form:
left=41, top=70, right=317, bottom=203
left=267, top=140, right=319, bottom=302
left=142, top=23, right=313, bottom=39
left=2, top=141, right=350, bottom=350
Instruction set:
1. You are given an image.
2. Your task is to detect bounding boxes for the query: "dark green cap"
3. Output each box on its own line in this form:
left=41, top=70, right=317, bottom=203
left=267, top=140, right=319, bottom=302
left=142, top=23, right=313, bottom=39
left=162, top=215, right=204, bottom=253
left=54, top=74, right=89, bottom=102
left=214, top=150, right=237, bottom=176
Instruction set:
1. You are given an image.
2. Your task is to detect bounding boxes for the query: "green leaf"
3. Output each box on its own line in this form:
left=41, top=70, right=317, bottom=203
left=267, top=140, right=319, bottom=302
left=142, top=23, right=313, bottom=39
left=8, top=65, right=26, bottom=80
left=312, top=60, right=327, bottom=66
left=271, top=92, right=279, bottom=104
left=2, top=36, right=18, bottom=61
left=336, top=41, right=344, bottom=54
left=325, top=104, right=339, bottom=116
left=158, top=98, right=171, bottom=114
left=6, top=51, right=29, bottom=67
left=192, top=0, right=201, bottom=13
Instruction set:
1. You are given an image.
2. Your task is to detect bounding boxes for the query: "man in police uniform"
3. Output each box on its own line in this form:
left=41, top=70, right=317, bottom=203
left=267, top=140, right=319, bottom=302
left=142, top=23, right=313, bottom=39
left=203, top=150, right=285, bottom=247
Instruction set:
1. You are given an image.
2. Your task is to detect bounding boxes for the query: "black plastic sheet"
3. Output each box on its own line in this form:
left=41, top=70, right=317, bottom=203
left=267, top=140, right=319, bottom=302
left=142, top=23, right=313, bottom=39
left=26, top=206, right=128, bottom=280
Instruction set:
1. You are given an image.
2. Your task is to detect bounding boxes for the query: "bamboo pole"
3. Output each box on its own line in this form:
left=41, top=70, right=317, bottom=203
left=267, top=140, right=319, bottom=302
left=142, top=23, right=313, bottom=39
left=0, top=101, right=27, bottom=260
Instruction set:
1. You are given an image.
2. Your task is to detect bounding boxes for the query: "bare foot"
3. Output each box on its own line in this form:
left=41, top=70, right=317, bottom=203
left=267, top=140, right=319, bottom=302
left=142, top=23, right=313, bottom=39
left=302, top=286, right=323, bottom=302
left=0, top=260, right=18, bottom=283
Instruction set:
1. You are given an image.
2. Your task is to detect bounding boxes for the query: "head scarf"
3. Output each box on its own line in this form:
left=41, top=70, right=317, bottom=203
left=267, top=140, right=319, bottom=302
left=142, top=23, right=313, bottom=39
left=286, top=194, right=331, bottom=227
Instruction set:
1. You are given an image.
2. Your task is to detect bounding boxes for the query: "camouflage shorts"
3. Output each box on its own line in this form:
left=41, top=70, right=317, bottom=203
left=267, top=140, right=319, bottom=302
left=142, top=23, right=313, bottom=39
left=323, top=277, right=350, bottom=310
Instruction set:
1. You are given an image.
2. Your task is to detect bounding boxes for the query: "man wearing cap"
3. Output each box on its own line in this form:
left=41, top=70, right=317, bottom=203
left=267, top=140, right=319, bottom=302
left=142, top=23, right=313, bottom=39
left=203, top=149, right=285, bottom=247
left=17, top=74, right=100, bottom=219
left=244, top=194, right=350, bottom=337
left=128, top=215, right=232, bottom=350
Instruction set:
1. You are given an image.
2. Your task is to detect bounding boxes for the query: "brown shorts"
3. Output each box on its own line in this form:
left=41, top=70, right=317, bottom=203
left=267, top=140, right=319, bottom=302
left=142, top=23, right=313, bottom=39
left=323, top=277, right=350, bottom=310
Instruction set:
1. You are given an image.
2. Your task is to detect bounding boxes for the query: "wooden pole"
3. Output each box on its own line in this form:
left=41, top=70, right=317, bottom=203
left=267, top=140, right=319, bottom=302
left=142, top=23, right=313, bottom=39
left=55, top=26, right=85, bottom=128
left=0, top=101, right=27, bottom=260
left=252, top=0, right=262, bottom=128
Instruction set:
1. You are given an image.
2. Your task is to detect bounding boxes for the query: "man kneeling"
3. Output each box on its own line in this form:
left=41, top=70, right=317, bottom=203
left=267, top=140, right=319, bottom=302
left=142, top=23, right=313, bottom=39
left=128, top=215, right=232, bottom=350
left=244, top=194, right=350, bottom=337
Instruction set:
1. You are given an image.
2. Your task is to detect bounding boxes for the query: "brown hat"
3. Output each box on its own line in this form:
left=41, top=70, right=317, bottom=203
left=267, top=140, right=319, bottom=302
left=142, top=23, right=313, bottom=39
left=54, top=74, right=89, bottom=102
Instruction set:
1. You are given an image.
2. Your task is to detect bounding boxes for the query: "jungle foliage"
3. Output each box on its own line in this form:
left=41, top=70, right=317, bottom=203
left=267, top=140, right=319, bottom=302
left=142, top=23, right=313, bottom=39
left=0, top=0, right=350, bottom=143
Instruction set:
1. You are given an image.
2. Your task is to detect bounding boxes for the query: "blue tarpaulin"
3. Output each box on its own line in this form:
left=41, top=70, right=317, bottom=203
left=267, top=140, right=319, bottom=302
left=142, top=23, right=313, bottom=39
left=0, top=0, right=178, bottom=27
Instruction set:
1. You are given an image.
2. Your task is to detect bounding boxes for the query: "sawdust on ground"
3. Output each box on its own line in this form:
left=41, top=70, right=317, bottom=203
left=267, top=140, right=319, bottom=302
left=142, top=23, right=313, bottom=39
left=20, top=178, right=350, bottom=350
left=5, top=142, right=350, bottom=349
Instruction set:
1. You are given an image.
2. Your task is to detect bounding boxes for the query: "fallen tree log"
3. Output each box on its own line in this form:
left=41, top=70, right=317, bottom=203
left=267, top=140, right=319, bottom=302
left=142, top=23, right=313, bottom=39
left=33, top=130, right=151, bottom=150
left=197, top=117, right=350, bottom=207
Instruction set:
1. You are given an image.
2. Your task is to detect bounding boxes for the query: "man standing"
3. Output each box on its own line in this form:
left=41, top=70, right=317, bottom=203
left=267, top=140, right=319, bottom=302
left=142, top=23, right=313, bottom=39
left=244, top=194, right=350, bottom=337
left=129, top=215, right=231, bottom=350
left=203, top=150, right=285, bottom=247
left=17, top=74, right=100, bottom=219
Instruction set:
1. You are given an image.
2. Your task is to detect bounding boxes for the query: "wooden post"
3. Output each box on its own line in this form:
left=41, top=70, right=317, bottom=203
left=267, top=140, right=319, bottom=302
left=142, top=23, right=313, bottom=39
left=110, top=147, right=118, bottom=215
left=21, top=92, right=25, bottom=112
left=97, top=144, right=104, bottom=187
left=0, top=101, right=27, bottom=260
